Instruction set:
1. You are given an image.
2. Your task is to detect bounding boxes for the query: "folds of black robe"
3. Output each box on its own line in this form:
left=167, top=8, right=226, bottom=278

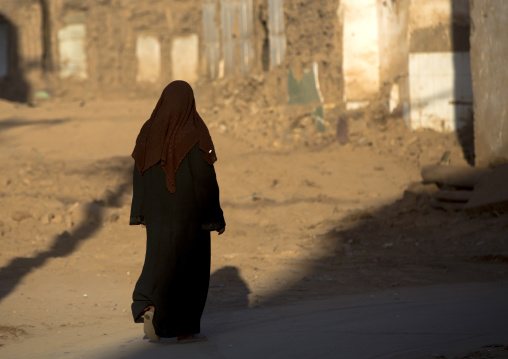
left=129, top=141, right=225, bottom=338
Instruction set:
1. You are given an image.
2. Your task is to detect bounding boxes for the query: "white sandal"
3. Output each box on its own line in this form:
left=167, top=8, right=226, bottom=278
left=143, top=311, right=160, bottom=341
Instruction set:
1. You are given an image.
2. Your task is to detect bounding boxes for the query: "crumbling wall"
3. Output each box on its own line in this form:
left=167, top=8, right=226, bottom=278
left=47, top=0, right=204, bottom=99
left=283, top=0, right=342, bottom=105
left=0, top=0, right=345, bottom=107
left=0, top=0, right=206, bottom=100
left=470, top=0, right=508, bottom=167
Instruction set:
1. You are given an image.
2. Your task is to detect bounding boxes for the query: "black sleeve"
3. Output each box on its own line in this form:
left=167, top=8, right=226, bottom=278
left=188, top=143, right=226, bottom=231
left=129, top=164, right=146, bottom=225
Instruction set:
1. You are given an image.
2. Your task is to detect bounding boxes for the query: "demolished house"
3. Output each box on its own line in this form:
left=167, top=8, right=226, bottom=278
left=0, top=0, right=506, bottom=169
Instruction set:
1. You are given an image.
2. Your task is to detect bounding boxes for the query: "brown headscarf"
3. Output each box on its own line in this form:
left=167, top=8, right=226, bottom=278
left=132, top=81, right=217, bottom=193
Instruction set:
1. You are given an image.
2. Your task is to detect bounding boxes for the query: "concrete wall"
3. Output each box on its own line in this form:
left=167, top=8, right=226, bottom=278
left=407, top=0, right=473, bottom=138
left=470, top=0, right=508, bottom=167
left=409, top=52, right=472, bottom=132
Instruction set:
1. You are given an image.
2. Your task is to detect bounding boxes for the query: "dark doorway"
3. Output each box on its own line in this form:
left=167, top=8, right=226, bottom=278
left=0, top=14, right=30, bottom=102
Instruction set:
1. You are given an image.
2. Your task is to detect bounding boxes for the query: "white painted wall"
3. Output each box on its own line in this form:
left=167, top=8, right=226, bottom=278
left=340, top=0, right=380, bottom=104
left=409, top=52, right=472, bottom=132
left=58, top=24, right=87, bottom=79
left=136, top=35, right=161, bottom=83
left=171, top=34, right=199, bottom=85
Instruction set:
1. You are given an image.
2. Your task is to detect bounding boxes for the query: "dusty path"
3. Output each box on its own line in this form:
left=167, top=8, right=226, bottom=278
left=0, top=99, right=507, bottom=357
left=4, top=282, right=508, bottom=359
left=78, top=282, right=508, bottom=359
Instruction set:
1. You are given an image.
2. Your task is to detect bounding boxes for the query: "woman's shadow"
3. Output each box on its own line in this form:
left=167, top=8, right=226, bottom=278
left=207, top=266, right=251, bottom=310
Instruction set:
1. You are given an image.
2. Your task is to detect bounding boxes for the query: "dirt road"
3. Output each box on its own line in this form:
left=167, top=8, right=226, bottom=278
left=55, top=282, right=508, bottom=359
left=0, top=98, right=507, bottom=358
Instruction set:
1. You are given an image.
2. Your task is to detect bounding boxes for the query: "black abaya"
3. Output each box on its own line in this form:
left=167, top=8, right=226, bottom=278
left=129, top=142, right=225, bottom=338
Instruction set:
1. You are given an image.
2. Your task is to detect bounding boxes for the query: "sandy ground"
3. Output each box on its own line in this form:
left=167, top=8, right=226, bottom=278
left=6, top=282, right=507, bottom=359
left=0, top=97, right=507, bottom=358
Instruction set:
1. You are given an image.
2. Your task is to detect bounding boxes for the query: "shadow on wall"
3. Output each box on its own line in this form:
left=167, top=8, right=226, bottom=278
left=451, top=1, right=475, bottom=166
left=0, top=14, right=30, bottom=103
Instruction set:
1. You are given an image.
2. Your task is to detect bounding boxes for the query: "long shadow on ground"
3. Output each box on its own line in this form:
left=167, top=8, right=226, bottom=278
left=0, top=118, right=70, bottom=131
left=0, top=156, right=133, bottom=302
left=258, top=190, right=508, bottom=306
left=207, top=266, right=251, bottom=311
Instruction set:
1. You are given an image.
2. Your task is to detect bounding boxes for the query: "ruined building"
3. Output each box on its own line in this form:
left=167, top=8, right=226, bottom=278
left=0, top=0, right=506, bottom=165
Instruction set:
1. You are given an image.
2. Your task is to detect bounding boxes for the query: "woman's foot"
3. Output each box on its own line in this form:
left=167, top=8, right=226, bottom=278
left=177, top=333, right=208, bottom=344
left=143, top=306, right=160, bottom=341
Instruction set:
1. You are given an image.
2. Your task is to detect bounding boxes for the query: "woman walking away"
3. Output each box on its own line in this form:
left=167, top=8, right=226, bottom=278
left=129, top=80, right=226, bottom=343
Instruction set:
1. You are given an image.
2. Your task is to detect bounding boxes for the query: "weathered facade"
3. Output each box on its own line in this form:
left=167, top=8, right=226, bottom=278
left=1, top=0, right=507, bottom=168
left=1, top=0, right=468, bottom=111
left=336, top=0, right=476, bottom=163
left=339, top=0, right=473, bottom=136
left=0, top=0, right=342, bottom=104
